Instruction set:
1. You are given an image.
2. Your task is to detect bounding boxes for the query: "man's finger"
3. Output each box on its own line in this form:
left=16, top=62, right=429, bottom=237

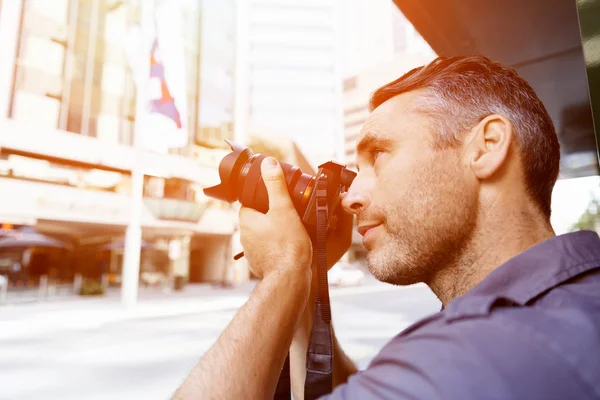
left=261, top=157, right=294, bottom=212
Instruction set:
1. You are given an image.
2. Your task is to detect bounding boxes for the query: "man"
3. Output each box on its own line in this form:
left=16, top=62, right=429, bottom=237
left=172, top=56, right=600, bottom=399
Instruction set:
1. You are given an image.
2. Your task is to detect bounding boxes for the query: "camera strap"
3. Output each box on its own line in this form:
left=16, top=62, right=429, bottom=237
left=274, top=176, right=334, bottom=400
left=304, top=175, right=334, bottom=399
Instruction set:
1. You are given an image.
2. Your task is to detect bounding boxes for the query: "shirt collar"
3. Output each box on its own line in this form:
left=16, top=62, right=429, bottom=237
left=445, top=230, right=600, bottom=319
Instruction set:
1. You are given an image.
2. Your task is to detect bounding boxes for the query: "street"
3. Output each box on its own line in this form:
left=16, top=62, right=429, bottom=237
left=0, top=279, right=440, bottom=400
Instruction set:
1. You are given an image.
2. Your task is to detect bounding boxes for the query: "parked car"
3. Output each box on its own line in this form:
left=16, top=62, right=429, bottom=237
left=328, top=262, right=365, bottom=287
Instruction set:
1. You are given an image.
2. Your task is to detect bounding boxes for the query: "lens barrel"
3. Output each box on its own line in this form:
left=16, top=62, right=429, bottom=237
left=203, top=140, right=315, bottom=215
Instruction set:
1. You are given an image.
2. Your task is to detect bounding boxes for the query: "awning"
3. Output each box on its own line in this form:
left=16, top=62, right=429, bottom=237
left=392, top=0, right=600, bottom=179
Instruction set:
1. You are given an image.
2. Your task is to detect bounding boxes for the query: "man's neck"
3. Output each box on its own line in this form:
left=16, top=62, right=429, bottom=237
left=428, top=203, right=556, bottom=307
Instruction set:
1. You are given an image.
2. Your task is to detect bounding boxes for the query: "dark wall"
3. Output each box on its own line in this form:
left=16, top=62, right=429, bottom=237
left=577, top=0, right=600, bottom=162
left=392, top=0, right=600, bottom=178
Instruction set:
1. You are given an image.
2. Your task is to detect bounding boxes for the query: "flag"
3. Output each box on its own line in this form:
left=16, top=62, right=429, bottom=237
left=148, top=38, right=183, bottom=129
left=124, top=2, right=188, bottom=153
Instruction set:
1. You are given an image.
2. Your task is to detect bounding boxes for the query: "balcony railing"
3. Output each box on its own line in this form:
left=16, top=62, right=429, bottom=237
left=143, top=197, right=208, bottom=222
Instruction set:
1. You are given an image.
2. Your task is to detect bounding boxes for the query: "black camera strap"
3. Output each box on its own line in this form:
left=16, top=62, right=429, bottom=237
left=274, top=176, right=334, bottom=400
left=304, top=176, right=334, bottom=399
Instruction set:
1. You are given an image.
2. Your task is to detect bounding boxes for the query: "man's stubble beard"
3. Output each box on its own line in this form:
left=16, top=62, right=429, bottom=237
left=364, top=156, right=479, bottom=287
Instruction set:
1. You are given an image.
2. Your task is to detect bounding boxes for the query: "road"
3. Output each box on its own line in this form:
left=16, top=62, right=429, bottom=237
left=0, top=279, right=440, bottom=400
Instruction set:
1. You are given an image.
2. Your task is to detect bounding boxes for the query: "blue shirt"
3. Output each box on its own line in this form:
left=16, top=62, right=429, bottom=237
left=325, top=230, right=600, bottom=399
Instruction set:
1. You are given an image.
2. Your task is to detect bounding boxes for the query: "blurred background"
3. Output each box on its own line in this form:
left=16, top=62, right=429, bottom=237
left=0, top=0, right=598, bottom=399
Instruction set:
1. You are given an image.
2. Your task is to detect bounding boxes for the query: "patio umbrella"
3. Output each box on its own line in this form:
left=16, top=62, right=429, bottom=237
left=0, top=227, right=72, bottom=249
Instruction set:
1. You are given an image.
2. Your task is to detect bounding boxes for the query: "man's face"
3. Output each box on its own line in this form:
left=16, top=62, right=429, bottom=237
left=342, top=91, right=479, bottom=286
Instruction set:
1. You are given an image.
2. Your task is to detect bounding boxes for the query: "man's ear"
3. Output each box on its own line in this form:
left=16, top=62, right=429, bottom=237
left=466, top=114, right=514, bottom=180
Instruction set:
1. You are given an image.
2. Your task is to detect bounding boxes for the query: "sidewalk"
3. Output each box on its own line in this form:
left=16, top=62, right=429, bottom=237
left=0, top=277, right=399, bottom=340
left=0, top=282, right=259, bottom=340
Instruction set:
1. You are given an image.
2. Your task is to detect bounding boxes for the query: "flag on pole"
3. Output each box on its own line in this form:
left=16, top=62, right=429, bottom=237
left=148, top=38, right=183, bottom=129
left=124, top=2, right=188, bottom=154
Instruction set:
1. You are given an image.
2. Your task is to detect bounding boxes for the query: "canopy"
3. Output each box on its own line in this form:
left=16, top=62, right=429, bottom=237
left=392, top=0, right=600, bottom=178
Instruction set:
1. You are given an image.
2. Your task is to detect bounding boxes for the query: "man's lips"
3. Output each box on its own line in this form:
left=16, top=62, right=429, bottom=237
left=358, top=224, right=381, bottom=237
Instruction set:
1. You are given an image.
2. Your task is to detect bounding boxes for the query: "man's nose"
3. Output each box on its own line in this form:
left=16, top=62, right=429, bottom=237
left=341, top=179, right=370, bottom=215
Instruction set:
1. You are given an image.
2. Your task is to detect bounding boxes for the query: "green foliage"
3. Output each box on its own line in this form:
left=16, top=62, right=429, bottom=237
left=79, top=280, right=105, bottom=296
left=570, top=196, right=600, bottom=232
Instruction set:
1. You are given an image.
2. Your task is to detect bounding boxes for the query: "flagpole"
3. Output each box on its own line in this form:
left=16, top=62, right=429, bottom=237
left=122, top=0, right=154, bottom=308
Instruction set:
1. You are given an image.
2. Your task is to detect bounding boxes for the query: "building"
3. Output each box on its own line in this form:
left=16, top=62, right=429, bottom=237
left=237, top=0, right=344, bottom=167
left=341, top=0, right=434, bottom=79
left=341, top=0, right=435, bottom=171
left=341, top=0, right=436, bottom=169
left=0, top=0, right=245, bottom=294
left=341, top=1, right=435, bottom=170
left=341, top=3, right=435, bottom=260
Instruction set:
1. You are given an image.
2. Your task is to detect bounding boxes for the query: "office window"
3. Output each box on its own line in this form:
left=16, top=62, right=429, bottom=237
left=13, top=91, right=61, bottom=128
left=96, top=113, right=121, bottom=144
left=103, top=2, right=127, bottom=45
left=27, top=0, right=69, bottom=24
left=19, top=35, right=64, bottom=77
left=101, top=64, right=126, bottom=95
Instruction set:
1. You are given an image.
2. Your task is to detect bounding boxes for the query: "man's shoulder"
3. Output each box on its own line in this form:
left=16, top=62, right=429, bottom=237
left=338, top=309, right=600, bottom=399
left=426, top=274, right=599, bottom=359
left=450, top=268, right=600, bottom=358
left=326, top=269, right=600, bottom=400
left=328, top=307, right=595, bottom=400
left=364, top=286, right=600, bottom=399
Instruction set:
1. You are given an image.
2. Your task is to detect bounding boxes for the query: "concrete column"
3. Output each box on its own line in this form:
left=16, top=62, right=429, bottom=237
left=73, top=273, right=82, bottom=295
left=0, top=0, right=24, bottom=120
left=0, top=275, right=7, bottom=304
left=169, top=236, right=191, bottom=281
left=38, top=275, right=48, bottom=301
left=101, top=273, right=109, bottom=292
left=122, top=0, right=154, bottom=308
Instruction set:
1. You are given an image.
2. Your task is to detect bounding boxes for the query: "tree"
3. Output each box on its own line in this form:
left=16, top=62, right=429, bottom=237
left=570, top=196, right=600, bottom=232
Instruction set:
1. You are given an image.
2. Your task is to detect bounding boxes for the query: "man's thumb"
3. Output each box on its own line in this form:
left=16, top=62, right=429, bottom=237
left=261, top=157, right=293, bottom=211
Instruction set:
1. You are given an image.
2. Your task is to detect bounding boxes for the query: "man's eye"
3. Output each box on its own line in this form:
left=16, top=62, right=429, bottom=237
left=371, top=150, right=384, bottom=163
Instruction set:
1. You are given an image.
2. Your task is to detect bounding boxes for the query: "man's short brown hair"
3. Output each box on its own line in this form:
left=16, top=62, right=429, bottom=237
left=370, top=55, right=560, bottom=218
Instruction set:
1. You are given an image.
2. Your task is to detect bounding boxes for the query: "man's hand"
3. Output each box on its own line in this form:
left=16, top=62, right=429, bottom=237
left=239, top=157, right=313, bottom=279
left=172, top=157, right=356, bottom=399
left=172, top=160, right=317, bottom=399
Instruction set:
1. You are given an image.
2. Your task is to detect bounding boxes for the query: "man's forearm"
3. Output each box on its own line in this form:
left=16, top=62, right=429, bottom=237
left=290, top=278, right=358, bottom=399
left=172, top=269, right=311, bottom=399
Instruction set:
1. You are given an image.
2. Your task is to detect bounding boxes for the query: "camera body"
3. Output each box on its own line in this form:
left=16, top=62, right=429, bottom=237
left=300, top=161, right=355, bottom=234
left=203, top=140, right=356, bottom=236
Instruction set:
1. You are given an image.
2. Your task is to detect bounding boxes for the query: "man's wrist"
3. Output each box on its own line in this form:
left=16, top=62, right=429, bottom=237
left=263, top=265, right=312, bottom=300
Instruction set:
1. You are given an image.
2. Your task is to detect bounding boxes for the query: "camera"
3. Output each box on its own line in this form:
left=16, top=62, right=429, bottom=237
left=203, top=140, right=356, bottom=235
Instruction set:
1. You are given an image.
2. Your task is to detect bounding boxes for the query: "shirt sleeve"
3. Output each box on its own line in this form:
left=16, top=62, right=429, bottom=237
left=320, top=314, right=588, bottom=400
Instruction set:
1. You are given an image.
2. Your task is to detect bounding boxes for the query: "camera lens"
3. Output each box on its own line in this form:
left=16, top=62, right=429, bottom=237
left=204, top=140, right=315, bottom=215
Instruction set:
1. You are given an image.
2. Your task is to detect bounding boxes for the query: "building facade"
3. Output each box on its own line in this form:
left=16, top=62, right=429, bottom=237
left=0, top=0, right=246, bottom=294
left=238, top=0, right=344, bottom=167
left=341, top=0, right=433, bottom=79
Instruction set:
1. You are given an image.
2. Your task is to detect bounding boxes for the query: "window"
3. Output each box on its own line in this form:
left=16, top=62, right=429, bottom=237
left=18, top=35, right=65, bottom=76
left=12, top=91, right=60, bottom=128
left=27, top=0, right=69, bottom=24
